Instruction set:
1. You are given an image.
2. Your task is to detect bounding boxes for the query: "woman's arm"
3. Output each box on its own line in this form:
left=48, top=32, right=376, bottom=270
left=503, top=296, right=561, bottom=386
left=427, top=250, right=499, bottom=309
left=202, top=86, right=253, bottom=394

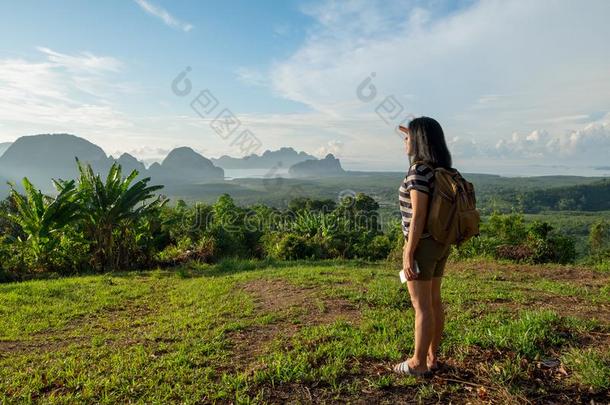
left=403, top=189, right=429, bottom=280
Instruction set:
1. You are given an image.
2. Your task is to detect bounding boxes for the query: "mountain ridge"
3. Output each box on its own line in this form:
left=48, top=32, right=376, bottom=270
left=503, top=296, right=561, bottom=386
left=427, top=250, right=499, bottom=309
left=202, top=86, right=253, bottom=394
left=0, top=134, right=226, bottom=194
left=211, top=146, right=316, bottom=169
left=0, top=134, right=345, bottom=197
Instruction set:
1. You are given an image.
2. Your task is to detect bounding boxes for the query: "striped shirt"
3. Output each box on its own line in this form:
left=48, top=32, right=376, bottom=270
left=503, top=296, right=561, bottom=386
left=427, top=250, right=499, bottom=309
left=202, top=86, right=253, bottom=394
left=398, top=163, right=434, bottom=239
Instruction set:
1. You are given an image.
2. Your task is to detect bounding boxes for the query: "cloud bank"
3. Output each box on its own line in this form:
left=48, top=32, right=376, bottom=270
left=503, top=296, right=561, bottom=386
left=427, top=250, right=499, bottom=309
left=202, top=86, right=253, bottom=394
left=267, top=0, right=610, bottom=168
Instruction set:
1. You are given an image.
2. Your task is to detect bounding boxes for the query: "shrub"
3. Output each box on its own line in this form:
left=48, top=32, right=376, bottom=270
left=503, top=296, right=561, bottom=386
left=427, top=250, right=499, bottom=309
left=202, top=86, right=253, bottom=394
left=485, top=211, right=528, bottom=245
left=262, top=233, right=327, bottom=260
left=272, top=233, right=308, bottom=260
left=495, top=244, right=535, bottom=262
left=547, top=233, right=577, bottom=264
left=0, top=235, right=31, bottom=278
left=366, top=234, right=392, bottom=260
left=155, top=235, right=216, bottom=266
left=349, top=234, right=392, bottom=261
left=451, top=235, right=499, bottom=260
left=469, top=216, right=579, bottom=264
left=526, top=221, right=576, bottom=264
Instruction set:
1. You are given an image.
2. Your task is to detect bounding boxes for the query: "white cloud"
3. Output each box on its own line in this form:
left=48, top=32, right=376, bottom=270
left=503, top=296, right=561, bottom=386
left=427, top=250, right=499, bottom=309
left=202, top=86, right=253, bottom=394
left=0, top=47, right=132, bottom=134
left=315, top=140, right=344, bottom=158
left=267, top=0, right=610, bottom=169
left=494, top=115, right=610, bottom=162
left=447, top=136, right=482, bottom=159
left=37, top=47, right=122, bottom=73
left=134, top=0, right=193, bottom=32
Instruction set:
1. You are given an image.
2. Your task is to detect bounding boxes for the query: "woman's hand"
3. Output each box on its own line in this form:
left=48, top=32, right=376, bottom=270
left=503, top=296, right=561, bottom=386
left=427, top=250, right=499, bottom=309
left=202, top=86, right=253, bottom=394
left=403, top=250, right=418, bottom=281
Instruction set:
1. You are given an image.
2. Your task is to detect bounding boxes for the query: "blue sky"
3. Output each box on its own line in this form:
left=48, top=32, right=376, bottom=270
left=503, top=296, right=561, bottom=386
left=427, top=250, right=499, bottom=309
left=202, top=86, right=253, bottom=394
left=1, top=0, right=609, bottom=175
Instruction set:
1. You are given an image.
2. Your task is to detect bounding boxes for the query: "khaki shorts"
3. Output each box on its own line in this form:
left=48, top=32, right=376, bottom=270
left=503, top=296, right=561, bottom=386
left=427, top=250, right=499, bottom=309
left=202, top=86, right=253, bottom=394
left=410, top=236, right=451, bottom=281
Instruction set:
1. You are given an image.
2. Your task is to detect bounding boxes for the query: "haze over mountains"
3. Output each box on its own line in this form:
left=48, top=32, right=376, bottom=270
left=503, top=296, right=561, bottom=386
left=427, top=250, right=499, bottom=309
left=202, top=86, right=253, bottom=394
left=0, top=134, right=346, bottom=196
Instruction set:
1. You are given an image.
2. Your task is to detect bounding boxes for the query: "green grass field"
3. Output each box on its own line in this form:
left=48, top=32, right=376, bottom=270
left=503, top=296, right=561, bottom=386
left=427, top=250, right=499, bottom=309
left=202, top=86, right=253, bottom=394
left=1, top=259, right=609, bottom=404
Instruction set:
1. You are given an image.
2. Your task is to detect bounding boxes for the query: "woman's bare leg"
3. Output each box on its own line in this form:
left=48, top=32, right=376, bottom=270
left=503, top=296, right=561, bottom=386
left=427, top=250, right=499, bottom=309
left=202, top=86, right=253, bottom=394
left=428, top=276, right=444, bottom=368
left=406, top=279, right=434, bottom=371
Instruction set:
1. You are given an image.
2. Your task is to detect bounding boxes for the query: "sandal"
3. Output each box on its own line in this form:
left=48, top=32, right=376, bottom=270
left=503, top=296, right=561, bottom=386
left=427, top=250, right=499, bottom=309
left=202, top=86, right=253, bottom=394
left=393, top=360, right=433, bottom=377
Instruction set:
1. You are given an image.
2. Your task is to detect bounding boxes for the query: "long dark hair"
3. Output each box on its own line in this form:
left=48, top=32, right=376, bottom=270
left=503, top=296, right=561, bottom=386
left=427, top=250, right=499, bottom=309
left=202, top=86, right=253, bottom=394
left=408, top=117, right=452, bottom=169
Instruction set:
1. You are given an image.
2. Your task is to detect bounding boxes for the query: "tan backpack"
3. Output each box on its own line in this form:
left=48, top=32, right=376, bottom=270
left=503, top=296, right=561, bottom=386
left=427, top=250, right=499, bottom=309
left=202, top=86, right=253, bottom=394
left=416, top=161, right=480, bottom=246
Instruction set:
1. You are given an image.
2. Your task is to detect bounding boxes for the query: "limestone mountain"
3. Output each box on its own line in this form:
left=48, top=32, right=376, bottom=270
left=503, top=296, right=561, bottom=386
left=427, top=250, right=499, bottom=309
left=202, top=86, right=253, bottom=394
left=149, top=147, right=224, bottom=183
left=211, top=147, right=315, bottom=169
left=0, top=134, right=111, bottom=191
left=288, top=153, right=346, bottom=177
left=115, top=153, right=146, bottom=176
left=0, top=135, right=225, bottom=195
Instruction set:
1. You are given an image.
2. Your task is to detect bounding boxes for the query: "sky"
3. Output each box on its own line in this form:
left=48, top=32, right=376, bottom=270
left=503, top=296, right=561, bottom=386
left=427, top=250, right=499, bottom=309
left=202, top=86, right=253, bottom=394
left=0, top=0, right=609, bottom=175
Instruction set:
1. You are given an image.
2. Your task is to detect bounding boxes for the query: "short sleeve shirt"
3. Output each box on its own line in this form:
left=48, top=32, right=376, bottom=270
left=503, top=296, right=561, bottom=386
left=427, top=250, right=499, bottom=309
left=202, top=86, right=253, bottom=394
left=398, top=163, right=434, bottom=239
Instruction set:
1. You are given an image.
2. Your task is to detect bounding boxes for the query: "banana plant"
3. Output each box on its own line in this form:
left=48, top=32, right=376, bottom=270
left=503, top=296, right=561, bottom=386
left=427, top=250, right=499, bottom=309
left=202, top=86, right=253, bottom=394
left=292, top=211, right=346, bottom=238
left=73, top=159, right=166, bottom=270
left=4, top=178, right=80, bottom=270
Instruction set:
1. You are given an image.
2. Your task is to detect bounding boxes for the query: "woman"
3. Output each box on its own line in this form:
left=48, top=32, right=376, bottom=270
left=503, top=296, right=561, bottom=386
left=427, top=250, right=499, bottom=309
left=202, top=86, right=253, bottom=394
left=394, top=116, right=453, bottom=377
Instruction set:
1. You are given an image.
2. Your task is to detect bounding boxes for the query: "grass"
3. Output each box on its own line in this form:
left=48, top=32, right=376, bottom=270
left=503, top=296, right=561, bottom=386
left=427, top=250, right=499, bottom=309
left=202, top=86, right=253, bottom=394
left=0, top=258, right=609, bottom=404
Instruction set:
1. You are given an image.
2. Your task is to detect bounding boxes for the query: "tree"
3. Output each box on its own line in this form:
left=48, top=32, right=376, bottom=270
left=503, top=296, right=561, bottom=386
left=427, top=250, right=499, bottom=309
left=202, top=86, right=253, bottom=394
left=589, top=220, right=609, bottom=254
left=74, top=160, right=166, bottom=271
left=3, top=178, right=80, bottom=270
left=335, top=193, right=381, bottom=233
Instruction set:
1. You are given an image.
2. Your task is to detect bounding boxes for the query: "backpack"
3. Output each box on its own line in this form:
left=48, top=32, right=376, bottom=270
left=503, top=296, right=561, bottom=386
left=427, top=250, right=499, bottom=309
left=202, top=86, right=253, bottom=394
left=415, top=161, right=480, bottom=246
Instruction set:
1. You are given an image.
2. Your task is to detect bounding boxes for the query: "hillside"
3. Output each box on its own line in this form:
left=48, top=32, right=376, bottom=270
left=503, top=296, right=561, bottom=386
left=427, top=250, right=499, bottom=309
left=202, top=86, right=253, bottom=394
left=0, top=259, right=608, bottom=403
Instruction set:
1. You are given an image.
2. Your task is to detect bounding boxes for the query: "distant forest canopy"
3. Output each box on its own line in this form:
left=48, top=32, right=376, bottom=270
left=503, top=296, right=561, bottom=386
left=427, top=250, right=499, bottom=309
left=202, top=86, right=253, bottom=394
left=5, top=159, right=608, bottom=280
left=479, top=178, right=610, bottom=213
left=511, top=179, right=610, bottom=212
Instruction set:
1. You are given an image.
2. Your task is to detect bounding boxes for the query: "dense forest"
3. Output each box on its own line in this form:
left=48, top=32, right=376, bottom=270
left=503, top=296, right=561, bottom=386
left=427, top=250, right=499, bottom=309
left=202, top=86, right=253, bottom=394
left=517, top=179, right=610, bottom=212
left=1, top=162, right=609, bottom=281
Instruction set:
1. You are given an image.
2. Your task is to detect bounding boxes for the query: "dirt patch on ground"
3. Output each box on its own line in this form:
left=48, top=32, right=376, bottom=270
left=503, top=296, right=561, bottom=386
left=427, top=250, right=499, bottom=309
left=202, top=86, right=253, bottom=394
left=0, top=336, right=84, bottom=356
left=228, top=278, right=361, bottom=371
left=475, top=290, right=610, bottom=325
left=242, top=278, right=314, bottom=312
left=450, top=260, right=610, bottom=287
left=242, top=278, right=360, bottom=324
left=451, top=260, right=610, bottom=324
left=529, top=294, right=610, bottom=324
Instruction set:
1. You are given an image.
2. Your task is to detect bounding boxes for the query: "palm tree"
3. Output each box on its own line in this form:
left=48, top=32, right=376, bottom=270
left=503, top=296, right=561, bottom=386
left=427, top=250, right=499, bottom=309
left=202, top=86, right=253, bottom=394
left=73, top=159, right=166, bottom=271
left=3, top=178, right=80, bottom=271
